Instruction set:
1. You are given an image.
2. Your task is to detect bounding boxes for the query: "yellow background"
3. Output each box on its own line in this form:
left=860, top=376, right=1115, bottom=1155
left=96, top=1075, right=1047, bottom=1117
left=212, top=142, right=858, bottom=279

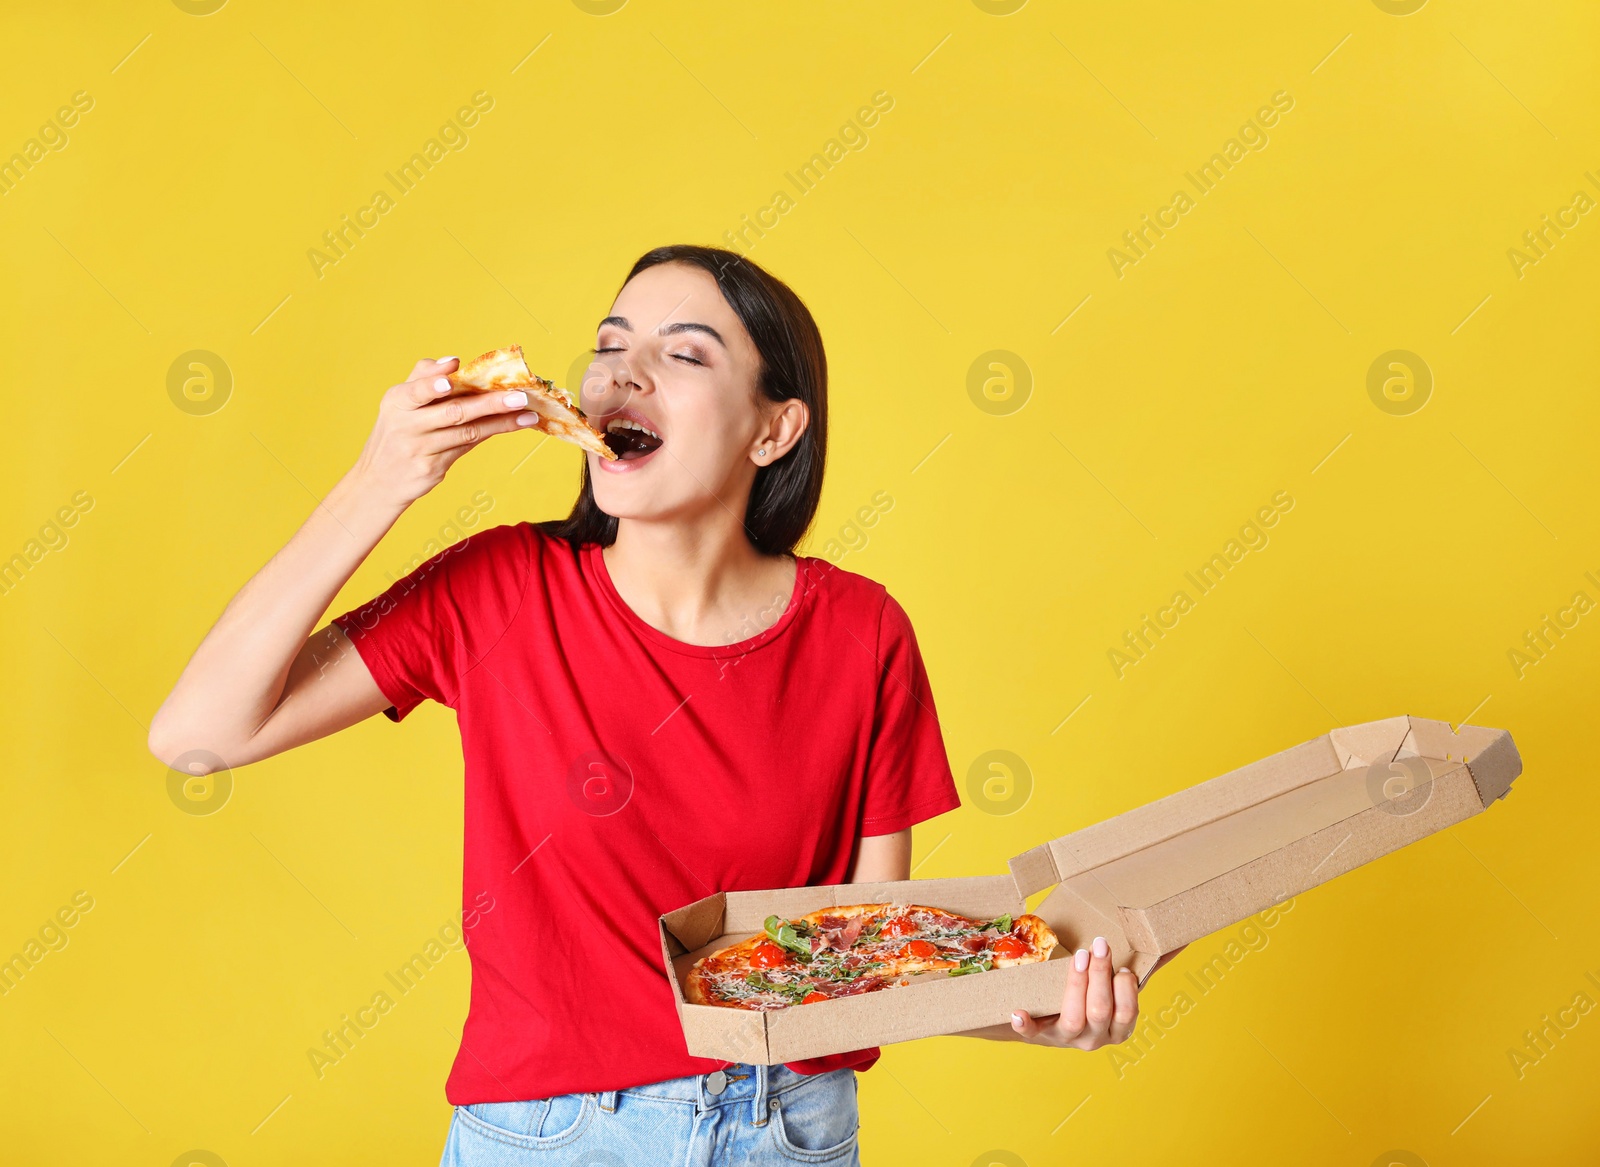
left=2, top=0, right=1597, bottom=1163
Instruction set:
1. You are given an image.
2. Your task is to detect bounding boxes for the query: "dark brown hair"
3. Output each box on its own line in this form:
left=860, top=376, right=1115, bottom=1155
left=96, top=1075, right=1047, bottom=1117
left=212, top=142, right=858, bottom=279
left=539, top=245, right=828, bottom=557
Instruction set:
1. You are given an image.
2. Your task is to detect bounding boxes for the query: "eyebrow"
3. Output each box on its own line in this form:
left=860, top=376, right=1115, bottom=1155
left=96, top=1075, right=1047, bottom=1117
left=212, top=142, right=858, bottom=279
left=598, top=315, right=727, bottom=349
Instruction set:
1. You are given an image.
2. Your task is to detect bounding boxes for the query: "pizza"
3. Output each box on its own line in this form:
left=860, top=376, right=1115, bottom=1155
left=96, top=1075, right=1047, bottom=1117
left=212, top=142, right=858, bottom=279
left=685, top=903, right=1059, bottom=1010
left=447, top=345, right=617, bottom=460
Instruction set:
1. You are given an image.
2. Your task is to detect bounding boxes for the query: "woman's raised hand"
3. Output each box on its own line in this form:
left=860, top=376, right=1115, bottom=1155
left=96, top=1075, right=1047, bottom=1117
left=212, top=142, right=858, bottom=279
left=349, top=356, right=540, bottom=507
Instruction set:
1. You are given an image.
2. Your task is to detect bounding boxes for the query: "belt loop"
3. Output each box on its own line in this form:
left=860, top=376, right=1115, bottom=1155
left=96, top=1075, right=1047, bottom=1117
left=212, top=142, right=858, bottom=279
left=751, top=1063, right=769, bottom=1127
left=598, top=1089, right=618, bottom=1114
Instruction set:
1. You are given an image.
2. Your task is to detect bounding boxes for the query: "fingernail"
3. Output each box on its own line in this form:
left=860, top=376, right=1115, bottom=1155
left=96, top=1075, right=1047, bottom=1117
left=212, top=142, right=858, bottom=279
left=1093, top=936, right=1108, bottom=959
left=433, top=377, right=452, bottom=394
left=1074, top=948, right=1090, bottom=972
left=437, top=355, right=458, bottom=364
left=1011, top=1012, right=1024, bottom=1028
left=516, top=411, right=540, bottom=426
left=503, top=391, right=528, bottom=408
left=1118, top=967, right=1131, bottom=976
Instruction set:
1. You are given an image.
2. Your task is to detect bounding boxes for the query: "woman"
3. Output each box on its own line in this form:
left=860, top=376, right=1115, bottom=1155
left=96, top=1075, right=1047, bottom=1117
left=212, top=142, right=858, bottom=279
left=149, top=245, right=1147, bottom=1165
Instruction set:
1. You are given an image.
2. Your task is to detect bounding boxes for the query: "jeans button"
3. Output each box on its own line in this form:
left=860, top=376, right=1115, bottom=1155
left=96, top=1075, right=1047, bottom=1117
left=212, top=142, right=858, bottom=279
left=706, top=1070, right=727, bottom=1095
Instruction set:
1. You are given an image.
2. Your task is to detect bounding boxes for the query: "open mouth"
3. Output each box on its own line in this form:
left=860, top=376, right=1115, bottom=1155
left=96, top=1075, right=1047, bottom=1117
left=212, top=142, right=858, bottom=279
left=603, top=418, right=664, bottom=461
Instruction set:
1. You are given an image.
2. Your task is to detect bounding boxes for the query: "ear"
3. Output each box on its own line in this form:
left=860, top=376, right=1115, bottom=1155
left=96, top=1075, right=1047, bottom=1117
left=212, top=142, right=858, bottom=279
left=749, top=399, right=809, bottom=466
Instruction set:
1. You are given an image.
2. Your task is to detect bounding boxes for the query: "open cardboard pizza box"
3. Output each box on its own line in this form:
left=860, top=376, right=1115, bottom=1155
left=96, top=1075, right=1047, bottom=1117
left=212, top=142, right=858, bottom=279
left=658, top=715, right=1522, bottom=1064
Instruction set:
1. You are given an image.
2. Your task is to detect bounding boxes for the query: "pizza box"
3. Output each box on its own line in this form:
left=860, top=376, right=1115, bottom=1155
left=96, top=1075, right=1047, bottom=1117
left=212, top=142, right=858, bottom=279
left=657, top=715, right=1522, bottom=1065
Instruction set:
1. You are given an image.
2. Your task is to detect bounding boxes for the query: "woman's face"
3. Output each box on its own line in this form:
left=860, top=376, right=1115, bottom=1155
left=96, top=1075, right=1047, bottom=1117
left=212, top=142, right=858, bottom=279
left=581, top=261, right=802, bottom=528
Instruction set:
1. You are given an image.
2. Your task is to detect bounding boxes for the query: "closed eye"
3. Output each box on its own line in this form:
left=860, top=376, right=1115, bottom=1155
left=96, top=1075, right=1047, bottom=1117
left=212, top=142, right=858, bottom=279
left=595, top=345, right=703, bottom=365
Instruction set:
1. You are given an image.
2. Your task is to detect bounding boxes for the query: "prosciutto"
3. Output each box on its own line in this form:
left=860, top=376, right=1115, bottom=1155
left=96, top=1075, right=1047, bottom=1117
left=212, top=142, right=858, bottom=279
left=828, top=975, right=887, bottom=997
left=813, top=915, right=868, bottom=953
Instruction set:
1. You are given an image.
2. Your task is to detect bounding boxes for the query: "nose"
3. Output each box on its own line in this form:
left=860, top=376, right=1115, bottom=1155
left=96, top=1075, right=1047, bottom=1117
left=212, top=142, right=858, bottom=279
left=581, top=351, right=652, bottom=416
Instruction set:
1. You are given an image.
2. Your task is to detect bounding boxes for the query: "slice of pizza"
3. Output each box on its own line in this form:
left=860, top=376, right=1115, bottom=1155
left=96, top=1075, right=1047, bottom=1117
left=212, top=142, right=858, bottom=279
left=447, top=345, right=617, bottom=460
left=685, top=902, right=1059, bottom=1010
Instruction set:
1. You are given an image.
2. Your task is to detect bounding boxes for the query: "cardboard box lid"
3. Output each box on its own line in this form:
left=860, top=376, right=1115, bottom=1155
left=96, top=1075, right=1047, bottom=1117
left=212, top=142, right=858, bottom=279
left=1006, top=715, right=1521, bottom=974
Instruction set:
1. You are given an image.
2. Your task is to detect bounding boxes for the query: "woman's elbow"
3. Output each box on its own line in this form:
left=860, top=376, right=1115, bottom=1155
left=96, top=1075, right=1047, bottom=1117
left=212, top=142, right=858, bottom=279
left=145, top=711, right=230, bottom=774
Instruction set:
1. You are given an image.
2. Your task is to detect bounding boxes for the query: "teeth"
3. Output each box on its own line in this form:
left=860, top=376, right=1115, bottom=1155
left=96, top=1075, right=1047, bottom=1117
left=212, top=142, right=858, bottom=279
left=605, top=418, right=660, bottom=440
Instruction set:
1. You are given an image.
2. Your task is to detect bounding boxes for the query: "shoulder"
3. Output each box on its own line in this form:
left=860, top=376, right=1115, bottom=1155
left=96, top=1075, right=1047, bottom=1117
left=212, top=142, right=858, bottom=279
left=426, top=520, right=534, bottom=580
left=795, top=557, right=919, bottom=646
left=443, top=521, right=583, bottom=574
left=333, top=522, right=534, bottom=648
left=796, top=555, right=885, bottom=614
left=390, top=521, right=537, bottom=617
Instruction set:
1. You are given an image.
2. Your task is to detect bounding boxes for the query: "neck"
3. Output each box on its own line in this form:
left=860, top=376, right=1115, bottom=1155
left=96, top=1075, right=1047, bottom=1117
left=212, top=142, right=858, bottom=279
left=604, top=511, right=792, bottom=645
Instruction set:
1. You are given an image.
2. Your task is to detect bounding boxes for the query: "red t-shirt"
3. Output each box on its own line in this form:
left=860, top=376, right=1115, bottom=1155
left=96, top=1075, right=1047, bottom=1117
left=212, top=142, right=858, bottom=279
left=331, top=521, right=962, bottom=1103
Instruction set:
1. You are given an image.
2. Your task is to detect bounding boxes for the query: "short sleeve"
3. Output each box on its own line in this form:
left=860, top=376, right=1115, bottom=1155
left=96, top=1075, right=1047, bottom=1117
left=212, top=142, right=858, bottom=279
left=858, top=593, right=961, bottom=834
left=330, top=522, right=531, bottom=723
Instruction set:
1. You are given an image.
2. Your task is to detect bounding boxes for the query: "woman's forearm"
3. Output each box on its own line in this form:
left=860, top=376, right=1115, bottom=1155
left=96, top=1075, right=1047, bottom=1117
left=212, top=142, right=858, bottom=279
left=147, top=469, right=403, bottom=763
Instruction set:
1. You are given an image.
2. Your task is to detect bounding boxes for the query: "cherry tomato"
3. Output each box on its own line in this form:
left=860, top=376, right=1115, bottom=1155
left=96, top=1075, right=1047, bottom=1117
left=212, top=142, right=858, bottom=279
left=801, top=990, right=829, bottom=1004
left=905, top=939, right=937, bottom=959
left=751, top=941, right=789, bottom=968
left=881, top=916, right=916, bottom=938
left=992, top=936, right=1028, bottom=961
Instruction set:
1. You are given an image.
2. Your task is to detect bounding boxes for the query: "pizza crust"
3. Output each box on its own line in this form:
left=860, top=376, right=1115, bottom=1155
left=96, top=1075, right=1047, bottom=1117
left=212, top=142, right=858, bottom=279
left=447, top=345, right=617, bottom=461
left=792, top=903, right=890, bottom=927
left=996, top=913, right=1060, bottom=967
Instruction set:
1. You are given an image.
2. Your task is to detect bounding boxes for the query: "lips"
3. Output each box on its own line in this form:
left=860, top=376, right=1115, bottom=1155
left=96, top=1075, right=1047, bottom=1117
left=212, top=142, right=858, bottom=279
left=598, top=409, right=664, bottom=462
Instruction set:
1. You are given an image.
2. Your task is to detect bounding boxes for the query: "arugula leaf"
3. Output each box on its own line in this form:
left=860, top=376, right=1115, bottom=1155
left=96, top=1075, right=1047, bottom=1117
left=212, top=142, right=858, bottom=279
left=947, top=953, right=994, bottom=977
left=987, top=914, right=1013, bottom=933
left=744, top=971, right=811, bottom=1000
left=762, top=915, right=813, bottom=962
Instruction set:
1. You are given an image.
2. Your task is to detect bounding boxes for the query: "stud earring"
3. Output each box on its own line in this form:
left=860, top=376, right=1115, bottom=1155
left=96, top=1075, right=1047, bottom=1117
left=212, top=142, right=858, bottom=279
left=756, top=448, right=767, bottom=458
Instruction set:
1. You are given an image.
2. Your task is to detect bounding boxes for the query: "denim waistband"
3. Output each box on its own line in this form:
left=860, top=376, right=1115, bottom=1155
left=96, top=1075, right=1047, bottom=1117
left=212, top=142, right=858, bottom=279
left=595, top=1062, right=820, bottom=1127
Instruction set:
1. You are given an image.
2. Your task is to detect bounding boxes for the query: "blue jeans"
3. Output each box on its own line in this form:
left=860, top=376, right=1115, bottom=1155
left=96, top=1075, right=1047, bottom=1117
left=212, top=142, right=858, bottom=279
left=439, top=1063, right=861, bottom=1165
